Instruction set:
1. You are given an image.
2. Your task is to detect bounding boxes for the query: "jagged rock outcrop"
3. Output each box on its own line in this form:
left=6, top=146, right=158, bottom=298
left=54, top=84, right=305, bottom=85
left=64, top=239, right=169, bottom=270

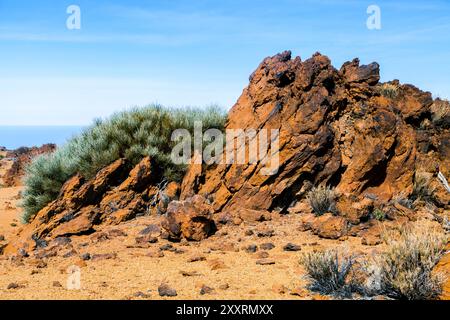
left=3, top=157, right=180, bottom=255
left=180, top=51, right=448, bottom=216
left=2, top=144, right=56, bottom=187
left=436, top=245, right=450, bottom=300
left=2, top=51, right=449, bottom=255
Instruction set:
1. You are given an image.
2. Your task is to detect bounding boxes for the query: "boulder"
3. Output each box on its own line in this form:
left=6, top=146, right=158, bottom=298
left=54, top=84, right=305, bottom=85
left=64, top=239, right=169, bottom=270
left=162, top=195, right=216, bottom=241
left=311, top=213, right=348, bottom=239
left=336, top=196, right=374, bottom=224
left=360, top=225, right=382, bottom=246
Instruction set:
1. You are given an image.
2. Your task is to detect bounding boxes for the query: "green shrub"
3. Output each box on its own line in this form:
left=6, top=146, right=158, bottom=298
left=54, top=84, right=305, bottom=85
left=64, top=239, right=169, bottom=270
left=307, top=186, right=337, bottom=216
left=372, top=222, right=447, bottom=300
left=300, top=248, right=360, bottom=298
left=372, top=208, right=386, bottom=221
left=21, top=104, right=226, bottom=223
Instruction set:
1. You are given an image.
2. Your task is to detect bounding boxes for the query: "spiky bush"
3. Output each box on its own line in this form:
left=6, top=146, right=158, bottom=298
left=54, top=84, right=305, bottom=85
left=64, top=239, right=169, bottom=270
left=21, top=104, right=226, bottom=223
left=300, top=248, right=360, bottom=298
left=378, top=83, right=399, bottom=99
left=392, top=192, right=414, bottom=209
left=411, top=171, right=436, bottom=204
left=307, top=186, right=337, bottom=216
left=431, top=99, right=450, bottom=128
left=372, top=223, right=447, bottom=300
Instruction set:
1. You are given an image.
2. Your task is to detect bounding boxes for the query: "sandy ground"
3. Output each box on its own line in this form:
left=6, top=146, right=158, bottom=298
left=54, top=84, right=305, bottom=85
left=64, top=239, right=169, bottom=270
left=0, top=151, right=22, bottom=239
left=0, top=153, right=382, bottom=300
left=0, top=213, right=378, bottom=300
left=0, top=189, right=379, bottom=299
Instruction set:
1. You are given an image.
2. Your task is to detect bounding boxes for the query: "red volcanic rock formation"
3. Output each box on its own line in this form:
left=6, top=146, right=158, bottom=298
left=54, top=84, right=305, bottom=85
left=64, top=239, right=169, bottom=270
left=3, top=157, right=180, bottom=255
left=180, top=51, right=449, bottom=216
left=3, top=144, right=57, bottom=187
left=2, top=51, right=449, bottom=256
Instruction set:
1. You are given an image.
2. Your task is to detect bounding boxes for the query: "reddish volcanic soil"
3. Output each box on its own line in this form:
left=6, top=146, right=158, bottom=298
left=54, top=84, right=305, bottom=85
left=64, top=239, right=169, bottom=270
left=0, top=154, right=382, bottom=300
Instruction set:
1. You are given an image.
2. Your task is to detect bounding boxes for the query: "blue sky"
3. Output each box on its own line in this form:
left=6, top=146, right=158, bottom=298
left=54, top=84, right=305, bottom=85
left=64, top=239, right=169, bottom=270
left=0, top=0, right=449, bottom=125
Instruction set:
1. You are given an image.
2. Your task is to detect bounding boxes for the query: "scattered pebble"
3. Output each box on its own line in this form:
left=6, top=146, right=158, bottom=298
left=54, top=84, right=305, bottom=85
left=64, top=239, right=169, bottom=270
left=272, top=284, right=287, bottom=294
left=260, top=243, right=275, bottom=251
left=133, top=291, right=151, bottom=299
left=80, top=253, right=91, bottom=261
left=159, top=244, right=173, bottom=251
left=187, top=255, right=206, bottom=262
left=173, top=248, right=186, bottom=254
left=7, top=282, right=24, bottom=290
left=62, top=249, right=77, bottom=258
left=18, top=248, right=29, bottom=257
left=290, top=287, right=307, bottom=297
left=256, top=251, right=270, bottom=259
left=53, top=237, right=72, bottom=246
left=135, top=234, right=158, bottom=244
left=256, top=259, right=275, bottom=265
left=158, top=283, right=177, bottom=297
left=180, top=270, right=201, bottom=277
left=108, top=229, right=127, bottom=237
left=139, top=224, right=161, bottom=236
left=91, top=253, right=117, bottom=261
left=200, top=285, right=214, bottom=295
left=219, top=283, right=230, bottom=290
left=283, top=243, right=302, bottom=252
left=245, top=244, right=258, bottom=253
left=257, top=229, right=274, bottom=237
left=147, top=250, right=164, bottom=258
left=208, top=259, right=227, bottom=270
left=28, top=259, right=47, bottom=269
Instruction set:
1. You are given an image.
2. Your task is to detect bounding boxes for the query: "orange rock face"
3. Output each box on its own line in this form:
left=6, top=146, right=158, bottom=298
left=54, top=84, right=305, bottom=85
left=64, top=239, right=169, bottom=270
left=310, top=213, right=348, bottom=239
left=3, top=50, right=449, bottom=257
left=2, top=157, right=167, bottom=256
left=3, top=144, right=56, bottom=187
left=436, top=251, right=450, bottom=300
left=180, top=51, right=447, bottom=213
left=161, top=195, right=216, bottom=241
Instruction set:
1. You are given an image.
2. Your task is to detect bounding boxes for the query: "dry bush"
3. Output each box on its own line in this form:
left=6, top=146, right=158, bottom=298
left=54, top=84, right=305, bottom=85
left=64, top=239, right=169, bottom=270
left=307, top=186, right=337, bottom=216
left=412, top=172, right=436, bottom=204
left=431, top=99, right=450, bottom=128
left=370, top=222, right=447, bottom=300
left=299, top=248, right=361, bottom=298
left=378, top=83, right=399, bottom=99
left=392, top=192, right=414, bottom=209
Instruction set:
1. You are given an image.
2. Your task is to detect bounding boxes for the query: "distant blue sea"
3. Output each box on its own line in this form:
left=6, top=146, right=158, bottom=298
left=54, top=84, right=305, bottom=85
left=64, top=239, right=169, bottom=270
left=0, top=126, right=85, bottom=149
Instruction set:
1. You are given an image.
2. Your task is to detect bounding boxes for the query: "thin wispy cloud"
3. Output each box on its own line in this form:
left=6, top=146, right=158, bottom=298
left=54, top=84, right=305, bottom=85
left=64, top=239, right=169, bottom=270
left=0, top=31, right=209, bottom=45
